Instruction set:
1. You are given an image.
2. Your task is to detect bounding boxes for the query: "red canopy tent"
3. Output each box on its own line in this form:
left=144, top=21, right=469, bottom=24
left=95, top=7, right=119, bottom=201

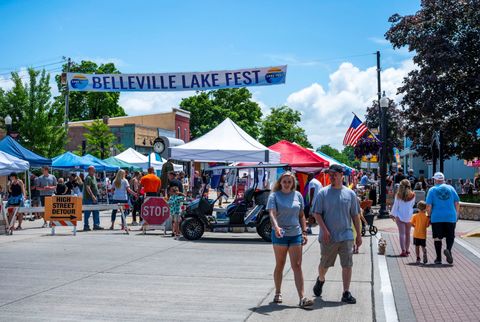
left=268, top=140, right=329, bottom=168
left=268, top=140, right=330, bottom=186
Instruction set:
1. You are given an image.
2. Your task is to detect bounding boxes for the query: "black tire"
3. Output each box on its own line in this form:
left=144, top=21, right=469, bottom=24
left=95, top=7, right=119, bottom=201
left=257, top=219, right=272, bottom=242
left=369, top=225, right=378, bottom=236
left=361, top=226, right=366, bottom=237
left=181, top=217, right=205, bottom=240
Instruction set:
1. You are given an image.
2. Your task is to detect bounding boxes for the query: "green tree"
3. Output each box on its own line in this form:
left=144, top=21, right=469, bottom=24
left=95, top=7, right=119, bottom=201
left=386, top=0, right=480, bottom=160
left=364, top=99, right=404, bottom=164
left=317, top=145, right=348, bottom=164
left=79, top=119, right=118, bottom=159
left=342, top=146, right=360, bottom=169
left=54, top=60, right=126, bottom=121
left=0, top=68, right=66, bottom=157
left=316, top=144, right=360, bottom=168
left=180, top=88, right=263, bottom=139
left=260, top=106, right=312, bottom=148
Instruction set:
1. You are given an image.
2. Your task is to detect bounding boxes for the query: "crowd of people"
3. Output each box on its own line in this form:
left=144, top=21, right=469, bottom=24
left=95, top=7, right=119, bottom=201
left=2, top=163, right=199, bottom=232
left=268, top=164, right=474, bottom=308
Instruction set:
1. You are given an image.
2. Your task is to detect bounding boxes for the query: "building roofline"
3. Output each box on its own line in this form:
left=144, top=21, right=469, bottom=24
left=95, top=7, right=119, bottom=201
left=68, top=107, right=189, bottom=126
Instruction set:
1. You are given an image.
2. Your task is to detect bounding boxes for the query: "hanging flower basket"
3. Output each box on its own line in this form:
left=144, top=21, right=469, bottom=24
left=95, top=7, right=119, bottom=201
left=354, top=137, right=382, bottom=159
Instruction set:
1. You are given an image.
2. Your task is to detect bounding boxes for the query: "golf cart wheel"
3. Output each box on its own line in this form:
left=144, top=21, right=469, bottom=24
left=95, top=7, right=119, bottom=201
left=369, top=226, right=378, bottom=236
left=181, top=217, right=204, bottom=240
left=257, top=220, right=272, bottom=242
left=361, top=226, right=366, bottom=237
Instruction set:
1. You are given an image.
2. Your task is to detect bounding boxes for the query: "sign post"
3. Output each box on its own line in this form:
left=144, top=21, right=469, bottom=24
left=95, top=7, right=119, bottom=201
left=140, top=197, right=170, bottom=235
left=44, top=196, right=83, bottom=236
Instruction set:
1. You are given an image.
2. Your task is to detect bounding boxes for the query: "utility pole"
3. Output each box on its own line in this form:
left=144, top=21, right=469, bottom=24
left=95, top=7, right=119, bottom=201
left=432, top=131, right=438, bottom=174
left=64, top=57, right=71, bottom=130
left=376, top=51, right=388, bottom=218
left=439, top=130, right=444, bottom=173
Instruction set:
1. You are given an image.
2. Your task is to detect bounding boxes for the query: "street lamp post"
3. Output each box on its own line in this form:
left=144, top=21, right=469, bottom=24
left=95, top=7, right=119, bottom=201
left=378, top=92, right=389, bottom=218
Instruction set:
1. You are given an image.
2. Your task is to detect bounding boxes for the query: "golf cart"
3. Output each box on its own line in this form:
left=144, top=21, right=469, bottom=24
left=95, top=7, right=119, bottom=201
left=180, top=164, right=286, bottom=242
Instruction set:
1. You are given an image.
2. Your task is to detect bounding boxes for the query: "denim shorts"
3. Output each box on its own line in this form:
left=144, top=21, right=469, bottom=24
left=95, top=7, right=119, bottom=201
left=271, top=231, right=302, bottom=247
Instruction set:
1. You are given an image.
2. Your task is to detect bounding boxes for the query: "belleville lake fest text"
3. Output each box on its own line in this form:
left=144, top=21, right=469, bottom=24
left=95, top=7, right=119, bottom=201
left=67, top=66, right=287, bottom=92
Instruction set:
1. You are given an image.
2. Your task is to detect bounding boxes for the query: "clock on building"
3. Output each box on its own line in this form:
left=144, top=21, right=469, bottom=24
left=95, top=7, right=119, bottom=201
left=153, top=137, right=165, bottom=154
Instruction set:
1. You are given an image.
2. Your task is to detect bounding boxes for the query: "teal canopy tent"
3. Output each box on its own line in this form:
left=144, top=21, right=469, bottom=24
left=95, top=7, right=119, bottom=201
left=103, top=157, right=142, bottom=172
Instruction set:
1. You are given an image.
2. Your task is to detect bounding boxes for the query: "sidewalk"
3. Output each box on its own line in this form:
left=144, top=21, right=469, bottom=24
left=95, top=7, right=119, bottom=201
left=377, top=218, right=480, bottom=322
left=247, top=233, right=375, bottom=322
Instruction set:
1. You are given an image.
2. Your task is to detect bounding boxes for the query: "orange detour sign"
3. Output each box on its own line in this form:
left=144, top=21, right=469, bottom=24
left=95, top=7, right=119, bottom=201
left=44, top=196, right=83, bottom=236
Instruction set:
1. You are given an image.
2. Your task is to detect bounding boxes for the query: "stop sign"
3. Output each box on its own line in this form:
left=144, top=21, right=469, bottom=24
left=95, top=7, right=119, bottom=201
left=141, top=197, right=170, bottom=225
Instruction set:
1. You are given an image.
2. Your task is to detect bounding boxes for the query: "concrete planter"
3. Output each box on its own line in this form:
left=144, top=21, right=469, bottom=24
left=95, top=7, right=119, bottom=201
left=459, top=202, right=480, bottom=221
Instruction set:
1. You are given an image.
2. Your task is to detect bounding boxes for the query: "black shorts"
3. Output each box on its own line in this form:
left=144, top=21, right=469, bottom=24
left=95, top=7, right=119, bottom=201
left=431, top=222, right=456, bottom=239
left=413, top=238, right=426, bottom=247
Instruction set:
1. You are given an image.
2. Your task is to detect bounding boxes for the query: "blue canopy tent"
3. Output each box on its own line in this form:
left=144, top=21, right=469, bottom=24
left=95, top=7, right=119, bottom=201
left=82, top=154, right=119, bottom=172
left=0, top=136, right=51, bottom=167
left=52, top=152, right=91, bottom=169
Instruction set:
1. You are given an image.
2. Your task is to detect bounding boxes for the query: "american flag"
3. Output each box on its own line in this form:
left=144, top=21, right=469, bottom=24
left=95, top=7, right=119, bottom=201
left=343, top=115, right=368, bottom=146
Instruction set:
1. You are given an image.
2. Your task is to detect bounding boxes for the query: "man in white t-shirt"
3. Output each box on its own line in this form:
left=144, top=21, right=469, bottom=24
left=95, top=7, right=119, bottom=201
left=305, top=172, right=323, bottom=234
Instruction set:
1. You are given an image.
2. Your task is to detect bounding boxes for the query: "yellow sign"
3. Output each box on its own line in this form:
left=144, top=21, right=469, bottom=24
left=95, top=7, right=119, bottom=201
left=361, top=155, right=378, bottom=163
left=44, top=196, right=83, bottom=221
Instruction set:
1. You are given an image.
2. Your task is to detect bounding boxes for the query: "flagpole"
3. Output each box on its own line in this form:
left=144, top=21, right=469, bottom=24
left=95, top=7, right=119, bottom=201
left=351, top=112, right=380, bottom=142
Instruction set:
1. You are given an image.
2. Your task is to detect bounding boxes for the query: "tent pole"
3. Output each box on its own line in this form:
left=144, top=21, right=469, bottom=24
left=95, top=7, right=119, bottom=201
left=190, top=161, right=194, bottom=192
left=104, top=171, right=109, bottom=204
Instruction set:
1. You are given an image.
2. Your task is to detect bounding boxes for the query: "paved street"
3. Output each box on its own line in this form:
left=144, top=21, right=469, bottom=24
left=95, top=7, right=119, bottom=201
left=0, top=213, right=480, bottom=321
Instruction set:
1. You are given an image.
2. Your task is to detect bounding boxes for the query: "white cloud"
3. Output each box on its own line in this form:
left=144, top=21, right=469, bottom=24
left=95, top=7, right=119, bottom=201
left=0, top=67, right=62, bottom=100
left=0, top=68, right=29, bottom=91
left=286, top=59, right=415, bottom=150
left=119, top=91, right=195, bottom=115
left=251, top=90, right=269, bottom=114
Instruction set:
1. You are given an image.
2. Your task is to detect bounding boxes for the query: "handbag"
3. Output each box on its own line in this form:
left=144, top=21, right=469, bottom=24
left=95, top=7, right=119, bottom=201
left=7, top=194, right=23, bottom=206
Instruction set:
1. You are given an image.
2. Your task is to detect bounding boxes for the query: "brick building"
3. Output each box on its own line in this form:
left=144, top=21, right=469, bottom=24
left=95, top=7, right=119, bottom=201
left=67, top=108, right=190, bottom=157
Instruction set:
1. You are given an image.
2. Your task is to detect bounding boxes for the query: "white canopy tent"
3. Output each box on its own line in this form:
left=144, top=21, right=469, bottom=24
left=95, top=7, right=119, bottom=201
left=114, top=148, right=182, bottom=172
left=0, top=150, right=30, bottom=176
left=170, top=118, right=280, bottom=163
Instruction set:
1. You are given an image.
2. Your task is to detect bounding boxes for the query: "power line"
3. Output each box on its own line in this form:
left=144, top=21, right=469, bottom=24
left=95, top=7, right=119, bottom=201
left=0, top=56, right=65, bottom=71
left=0, top=60, right=65, bottom=77
left=0, top=66, right=64, bottom=83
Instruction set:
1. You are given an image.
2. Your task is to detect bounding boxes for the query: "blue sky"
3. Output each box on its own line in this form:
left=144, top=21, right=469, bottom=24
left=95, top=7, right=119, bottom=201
left=0, top=0, right=420, bottom=149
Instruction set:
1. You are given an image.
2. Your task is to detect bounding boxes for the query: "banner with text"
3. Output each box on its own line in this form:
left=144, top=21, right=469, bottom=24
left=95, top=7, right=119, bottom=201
left=67, top=65, right=287, bottom=92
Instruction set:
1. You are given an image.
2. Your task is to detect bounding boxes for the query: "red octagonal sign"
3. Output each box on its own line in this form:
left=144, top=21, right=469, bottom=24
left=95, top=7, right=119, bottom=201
left=141, top=197, right=170, bottom=225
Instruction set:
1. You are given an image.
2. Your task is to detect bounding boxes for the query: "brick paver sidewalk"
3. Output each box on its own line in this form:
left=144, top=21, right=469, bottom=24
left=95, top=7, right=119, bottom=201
left=384, top=232, right=480, bottom=322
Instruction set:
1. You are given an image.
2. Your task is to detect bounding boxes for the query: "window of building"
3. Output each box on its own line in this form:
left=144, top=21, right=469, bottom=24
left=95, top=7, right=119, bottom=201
left=177, top=126, right=180, bottom=138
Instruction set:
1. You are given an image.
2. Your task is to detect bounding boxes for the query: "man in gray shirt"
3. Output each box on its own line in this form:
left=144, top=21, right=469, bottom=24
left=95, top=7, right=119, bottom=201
left=312, top=164, right=362, bottom=304
left=36, top=166, right=57, bottom=228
